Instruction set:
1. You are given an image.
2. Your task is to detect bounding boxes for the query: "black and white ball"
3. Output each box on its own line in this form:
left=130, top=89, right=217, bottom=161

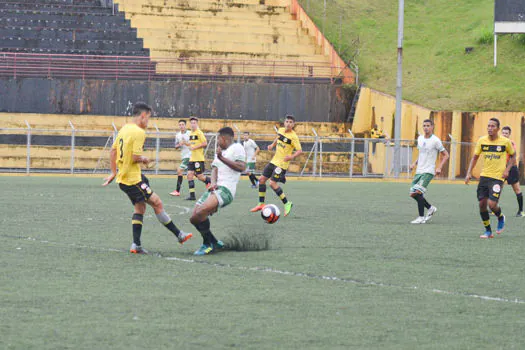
left=261, top=204, right=280, bottom=224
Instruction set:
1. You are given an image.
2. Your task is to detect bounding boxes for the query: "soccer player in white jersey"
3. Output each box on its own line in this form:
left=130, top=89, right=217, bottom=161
left=170, top=119, right=192, bottom=196
left=409, top=119, right=449, bottom=224
left=190, top=127, right=246, bottom=255
left=243, top=131, right=260, bottom=188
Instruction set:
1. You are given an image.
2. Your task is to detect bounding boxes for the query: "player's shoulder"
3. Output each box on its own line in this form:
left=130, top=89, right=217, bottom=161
left=277, top=127, right=286, bottom=134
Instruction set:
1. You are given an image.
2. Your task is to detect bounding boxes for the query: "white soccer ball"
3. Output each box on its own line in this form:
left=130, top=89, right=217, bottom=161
left=261, top=204, right=280, bottom=224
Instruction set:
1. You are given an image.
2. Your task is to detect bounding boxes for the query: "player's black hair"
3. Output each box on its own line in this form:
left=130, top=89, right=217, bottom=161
left=422, top=119, right=434, bottom=125
left=133, top=102, right=152, bottom=116
left=489, top=117, right=500, bottom=128
left=218, top=127, right=235, bottom=138
left=189, top=116, right=198, bottom=122
left=502, top=125, right=511, bottom=133
left=285, top=114, right=296, bottom=122
left=178, top=119, right=186, bottom=124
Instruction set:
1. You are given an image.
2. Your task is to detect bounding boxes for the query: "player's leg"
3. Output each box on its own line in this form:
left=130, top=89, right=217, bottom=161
left=130, top=201, right=147, bottom=253
left=147, top=192, right=193, bottom=244
left=251, top=176, right=268, bottom=212
left=269, top=175, right=293, bottom=216
left=409, top=174, right=427, bottom=223
left=186, top=168, right=196, bottom=200
left=251, top=163, right=274, bottom=212
left=170, top=166, right=184, bottom=196
left=196, top=173, right=211, bottom=187
left=487, top=180, right=505, bottom=234
left=190, top=192, right=220, bottom=255
left=509, top=166, right=524, bottom=216
left=478, top=198, right=493, bottom=238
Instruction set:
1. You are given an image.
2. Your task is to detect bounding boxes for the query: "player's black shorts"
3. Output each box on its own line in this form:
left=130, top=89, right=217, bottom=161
left=119, top=174, right=154, bottom=205
left=477, top=176, right=503, bottom=202
left=188, top=161, right=205, bottom=175
left=506, top=165, right=520, bottom=185
left=262, top=162, right=287, bottom=183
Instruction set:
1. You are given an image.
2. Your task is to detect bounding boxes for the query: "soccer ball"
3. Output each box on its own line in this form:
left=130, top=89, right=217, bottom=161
left=261, top=204, right=280, bottom=224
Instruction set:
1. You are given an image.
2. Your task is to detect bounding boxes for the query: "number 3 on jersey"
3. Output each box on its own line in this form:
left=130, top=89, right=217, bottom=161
left=119, top=138, right=124, bottom=159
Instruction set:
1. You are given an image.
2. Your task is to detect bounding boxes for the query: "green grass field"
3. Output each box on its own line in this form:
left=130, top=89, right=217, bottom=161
left=302, top=0, right=525, bottom=111
left=2, top=175, right=525, bottom=349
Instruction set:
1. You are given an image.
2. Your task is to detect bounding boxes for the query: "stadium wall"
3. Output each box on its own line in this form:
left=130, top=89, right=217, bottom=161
left=0, top=78, right=349, bottom=122
left=353, top=87, right=525, bottom=179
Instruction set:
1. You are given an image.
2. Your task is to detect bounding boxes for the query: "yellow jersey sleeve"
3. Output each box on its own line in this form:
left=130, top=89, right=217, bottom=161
left=291, top=133, right=302, bottom=151
left=132, top=128, right=145, bottom=155
left=474, top=138, right=482, bottom=156
left=506, top=138, right=515, bottom=156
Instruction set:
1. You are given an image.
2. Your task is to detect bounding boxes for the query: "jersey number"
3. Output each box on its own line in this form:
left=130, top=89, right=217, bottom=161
left=119, top=138, right=124, bottom=159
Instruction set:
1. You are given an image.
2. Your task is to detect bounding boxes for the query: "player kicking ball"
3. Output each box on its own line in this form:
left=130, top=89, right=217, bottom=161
left=409, top=119, right=449, bottom=224
left=103, top=102, right=192, bottom=254
left=465, top=118, right=516, bottom=238
left=190, top=127, right=246, bottom=255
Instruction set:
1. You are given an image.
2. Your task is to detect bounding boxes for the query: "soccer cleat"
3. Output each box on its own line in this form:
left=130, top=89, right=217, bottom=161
left=284, top=201, right=293, bottom=217
left=250, top=204, right=264, bottom=212
left=206, top=183, right=212, bottom=190
left=130, top=243, right=148, bottom=254
left=169, top=190, right=180, bottom=196
left=425, top=206, right=437, bottom=222
left=480, top=231, right=494, bottom=239
left=410, top=216, right=426, bottom=224
left=496, top=214, right=505, bottom=234
left=193, top=244, right=214, bottom=256
left=516, top=211, right=525, bottom=217
left=251, top=184, right=257, bottom=189
left=214, top=240, right=225, bottom=249
left=177, top=231, right=193, bottom=245
left=185, top=195, right=196, bottom=201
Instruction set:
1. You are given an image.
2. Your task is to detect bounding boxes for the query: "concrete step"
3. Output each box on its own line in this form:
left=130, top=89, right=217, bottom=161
left=150, top=50, right=330, bottom=63
left=136, top=27, right=311, bottom=45
left=0, top=47, right=149, bottom=56
left=0, top=17, right=132, bottom=29
left=136, top=22, right=301, bottom=36
left=0, top=2, right=112, bottom=13
left=124, top=0, right=290, bottom=7
left=114, top=1, right=288, bottom=14
left=0, top=37, right=145, bottom=52
left=126, top=13, right=298, bottom=29
left=0, top=26, right=138, bottom=41
left=31, top=0, right=101, bottom=5
left=121, top=6, right=291, bottom=21
left=145, top=38, right=318, bottom=55
left=0, top=10, right=129, bottom=24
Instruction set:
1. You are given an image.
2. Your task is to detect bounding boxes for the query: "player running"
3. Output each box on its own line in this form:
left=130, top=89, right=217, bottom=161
left=169, top=119, right=191, bottom=196
left=250, top=115, right=302, bottom=216
left=409, top=119, right=449, bottom=224
left=465, top=118, right=516, bottom=238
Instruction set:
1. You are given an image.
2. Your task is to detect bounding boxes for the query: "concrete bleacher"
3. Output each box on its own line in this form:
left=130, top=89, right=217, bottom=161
left=0, top=0, right=149, bottom=56
left=113, top=0, right=336, bottom=77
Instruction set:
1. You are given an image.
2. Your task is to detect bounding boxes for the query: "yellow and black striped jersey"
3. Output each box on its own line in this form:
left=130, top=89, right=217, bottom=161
left=474, top=135, right=515, bottom=181
left=189, top=129, right=206, bottom=162
left=112, top=123, right=145, bottom=186
left=270, top=127, right=302, bottom=170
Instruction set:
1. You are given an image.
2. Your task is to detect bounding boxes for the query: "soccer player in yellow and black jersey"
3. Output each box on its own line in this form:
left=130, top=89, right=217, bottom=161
left=186, top=117, right=211, bottom=200
left=102, top=102, right=192, bottom=253
left=250, top=115, right=302, bottom=216
left=465, top=118, right=516, bottom=239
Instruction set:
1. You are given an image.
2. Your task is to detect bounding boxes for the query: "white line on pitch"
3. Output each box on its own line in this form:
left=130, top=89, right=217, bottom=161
left=8, top=234, right=525, bottom=305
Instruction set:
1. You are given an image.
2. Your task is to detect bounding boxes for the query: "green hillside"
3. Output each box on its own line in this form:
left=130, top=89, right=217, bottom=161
left=301, top=0, right=525, bottom=111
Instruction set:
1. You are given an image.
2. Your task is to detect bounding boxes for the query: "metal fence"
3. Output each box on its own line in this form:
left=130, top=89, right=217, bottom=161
left=0, top=123, right=480, bottom=180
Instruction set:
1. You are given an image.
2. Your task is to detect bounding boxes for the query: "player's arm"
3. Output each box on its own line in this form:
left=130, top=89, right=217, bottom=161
left=254, top=141, right=260, bottom=156
left=435, top=149, right=450, bottom=175
left=465, top=154, right=480, bottom=184
left=284, top=138, right=302, bottom=161
left=217, top=152, right=246, bottom=173
left=267, top=137, right=278, bottom=151
left=102, top=147, right=117, bottom=186
left=208, top=166, right=219, bottom=191
left=191, top=132, right=207, bottom=151
left=132, top=132, right=150, bottom=165
left=503, top=146, right=516, bottom=179
left=284, top=149, right=302, bottom=162
left=174, top=136, right=181, bottom=149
